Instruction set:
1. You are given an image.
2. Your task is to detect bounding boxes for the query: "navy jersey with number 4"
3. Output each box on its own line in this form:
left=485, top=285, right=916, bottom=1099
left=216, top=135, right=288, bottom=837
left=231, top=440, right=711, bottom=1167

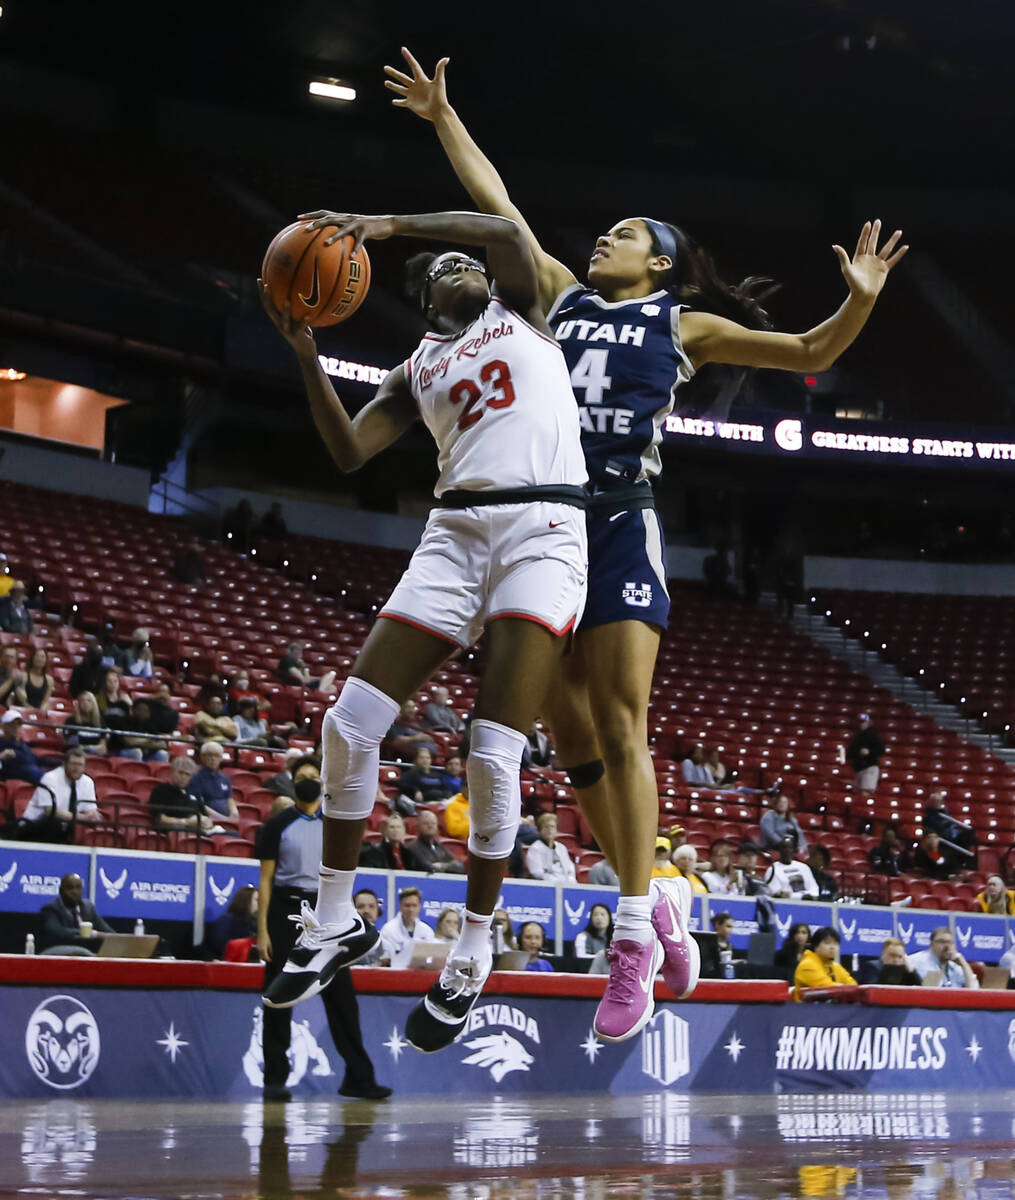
left=548, top=286, right=694, bottom=491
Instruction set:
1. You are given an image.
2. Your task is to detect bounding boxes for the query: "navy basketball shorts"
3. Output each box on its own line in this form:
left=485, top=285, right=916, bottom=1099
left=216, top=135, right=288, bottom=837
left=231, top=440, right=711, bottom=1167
left=579, top=505, right=670, bottom=631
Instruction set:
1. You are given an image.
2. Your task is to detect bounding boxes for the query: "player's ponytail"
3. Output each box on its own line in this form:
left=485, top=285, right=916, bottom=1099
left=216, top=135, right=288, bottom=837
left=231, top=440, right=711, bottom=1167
left=650, top=223, right=777, bottom=331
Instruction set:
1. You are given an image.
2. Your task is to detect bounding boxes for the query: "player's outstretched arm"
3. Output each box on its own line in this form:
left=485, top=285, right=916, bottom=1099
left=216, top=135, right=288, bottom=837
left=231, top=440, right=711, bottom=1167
left=383, top=47, right=576, bottom=313
left=681, top=219, right=909, bottom=372
left=259, top=279, right=417, bottom=473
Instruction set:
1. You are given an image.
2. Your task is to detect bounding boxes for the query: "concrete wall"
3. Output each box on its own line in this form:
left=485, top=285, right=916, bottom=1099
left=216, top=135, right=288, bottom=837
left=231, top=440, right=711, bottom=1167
left=805, top=555, right=1015, bottom=596
left=0, top=437, right=150, bottom=507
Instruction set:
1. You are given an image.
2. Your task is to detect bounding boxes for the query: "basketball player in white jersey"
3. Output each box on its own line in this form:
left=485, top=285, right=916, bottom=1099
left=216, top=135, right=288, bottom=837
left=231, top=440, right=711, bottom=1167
left=258, top=208, right=588, bottom=1053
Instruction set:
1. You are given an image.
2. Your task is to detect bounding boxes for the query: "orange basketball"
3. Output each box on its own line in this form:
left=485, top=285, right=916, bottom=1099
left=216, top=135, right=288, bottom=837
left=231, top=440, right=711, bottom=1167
left=261, top=220, right=371, bottom=328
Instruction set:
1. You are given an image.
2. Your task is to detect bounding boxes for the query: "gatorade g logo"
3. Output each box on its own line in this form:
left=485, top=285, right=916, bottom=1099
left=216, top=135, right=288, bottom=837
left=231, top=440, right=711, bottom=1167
left=775, top=419, right=803, bottom=452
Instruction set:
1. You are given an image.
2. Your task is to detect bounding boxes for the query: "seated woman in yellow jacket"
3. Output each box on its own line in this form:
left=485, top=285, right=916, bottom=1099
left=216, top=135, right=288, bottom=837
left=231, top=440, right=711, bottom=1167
left=976, top=876, right=1015, bottom=916
left=793, top=926, right=857, bottom=1001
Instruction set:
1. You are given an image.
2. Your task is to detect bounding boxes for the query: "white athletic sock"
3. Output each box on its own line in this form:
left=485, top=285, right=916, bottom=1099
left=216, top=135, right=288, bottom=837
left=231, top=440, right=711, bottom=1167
left=314, top=866, right=357, bottom=927
left=454, top=909, right=494, bottom=962
left=613, top=894, right=654, bottom=945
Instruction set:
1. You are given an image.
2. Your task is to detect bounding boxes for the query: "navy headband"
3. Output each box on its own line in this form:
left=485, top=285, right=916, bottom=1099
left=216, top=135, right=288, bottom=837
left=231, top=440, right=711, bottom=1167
left=637, top=218, right=677, bottom=264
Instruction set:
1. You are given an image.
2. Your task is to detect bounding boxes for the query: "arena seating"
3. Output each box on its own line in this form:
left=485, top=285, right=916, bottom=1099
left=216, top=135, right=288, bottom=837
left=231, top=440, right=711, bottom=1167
left=0, top=480, right=1009, bottom=907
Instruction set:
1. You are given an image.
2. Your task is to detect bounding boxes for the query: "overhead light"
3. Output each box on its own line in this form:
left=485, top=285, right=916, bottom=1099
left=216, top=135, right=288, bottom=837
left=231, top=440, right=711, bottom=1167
left=309, top=78, right=356, bottom=102
left=0, top=369, right=25, bottom=381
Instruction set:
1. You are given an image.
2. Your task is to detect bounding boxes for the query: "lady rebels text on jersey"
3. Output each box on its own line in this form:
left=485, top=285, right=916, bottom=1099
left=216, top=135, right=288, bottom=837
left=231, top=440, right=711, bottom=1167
left=405, top=296, right=587, bottom=496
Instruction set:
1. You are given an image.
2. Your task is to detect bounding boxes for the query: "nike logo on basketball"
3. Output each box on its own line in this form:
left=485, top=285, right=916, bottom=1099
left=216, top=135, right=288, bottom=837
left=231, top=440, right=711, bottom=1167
left=299, top=260, right=320, bottom=308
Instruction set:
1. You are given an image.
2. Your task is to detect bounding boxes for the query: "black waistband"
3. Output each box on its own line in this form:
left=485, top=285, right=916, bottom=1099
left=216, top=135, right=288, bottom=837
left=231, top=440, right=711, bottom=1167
left=586, top=482, right=655, bottom=515
left=274, top=885, right=317, bottom=900
left=438, top=484, right=587, bottom=510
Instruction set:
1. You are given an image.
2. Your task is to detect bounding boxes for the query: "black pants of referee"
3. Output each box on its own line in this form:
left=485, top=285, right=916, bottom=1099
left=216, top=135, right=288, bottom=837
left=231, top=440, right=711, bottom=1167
left=262, top=886, right=379, bottom=1092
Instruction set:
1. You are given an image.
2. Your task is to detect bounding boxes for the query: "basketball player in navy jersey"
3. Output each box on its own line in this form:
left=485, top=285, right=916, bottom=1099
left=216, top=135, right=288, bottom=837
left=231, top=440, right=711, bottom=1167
left=387, top=48, right=908, bottom=1042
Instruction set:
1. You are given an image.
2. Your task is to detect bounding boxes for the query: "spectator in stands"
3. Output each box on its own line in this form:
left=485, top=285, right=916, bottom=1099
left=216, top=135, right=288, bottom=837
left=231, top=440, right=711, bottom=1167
left=194, top=695, right=238, bottom=746
left=651, top=836, right=680, bottom=879
left=148, top=755, right=216, bottom=833
left=95, top=667, right=130, bottom=718
left=773, top=922, right=811, bottom=981
left=173, top=537, right=207, bottom=585
left=385, top=699, right=437, bottom=761
left=145, top=682, right=179, bottom=736
left=264, top=748, right=306, bottom=799
left=912, top=830, right=962, bottom=881
left=0, top=581, right=33, bottom=633
left=588, top=857, right=620, bottom=887
left=793, top=927, right=856, bottom=1001
left=673, top=845, right=709, bottom=895
left=434, top=908, right=462, bottom=942
left=69, top=639, right=107, bottom=699
left=63, top=692, right=109, bottom=756
left=275, top=641, right=336, bottom=695
left=444, top=780, right=470, bottom=841
left=421, top=686, right=464, bottom=735
left=18, top=648, right=54, bottom=712
left=760, top=793, right=809, bottom=855
left=0, top=709, right=46, bottom=785
left=701, top=839, right=741, bottom=895
left=808, top=845, right=839, bottom=900
left=189, top=741, right=238, bottom=821
left=359, top=814, right=409, bottom=870
left=846, top=713, right=885, bottom=792
left=402, top=808, right=465, bottom=874
left=736, top=841, right=769, bottom=896
left=119, top=699, right=170, bottom=763
left=908, top=927, right=979, bottom=988
left=525, top=812, right=576, bottom=881
left=519, top=922, right=554, bottom=971
left=255, top=501, right=288, bottom=540
left=0, top=645, right=25, bottom=704
left=22, top=747, right=102, bottom=838
left=764, top=836, right=820, bottom=900
left=712, top=912, right=738, bottom=970
left=354, top=888, right=381, bottom=926
left=122, top=628, right=153, bottom=679
left=491, top=908, right=517, bottom=952
left=667, top=824, right=687, bottom=854
left=681, top=744, right=716, bottom=786
left=234, top=696, right=287, bottom=749
left=976, top=875, right=1015, bottom=915
left=574, top=903, right=613, bottom=958
left=868, top=825, right=909, bottom=876
left=207, top=885, right=259, bottom=959
left=858, top=937, right=922, bottom=986
left=523, top=721, right=554, bottom=770
left=923, top=791, right=977, bottom=861
left=37, top=872, right=113, bottom=955
left=441, top=754, right=464, bottom=795
left=398, top=748, right=455, bottom=806
left=378, top=886, right=434, bottom=967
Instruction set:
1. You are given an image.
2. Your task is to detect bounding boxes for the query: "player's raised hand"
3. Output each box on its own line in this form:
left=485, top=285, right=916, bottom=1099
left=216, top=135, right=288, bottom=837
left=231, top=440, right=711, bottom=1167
left=384, top=46, right=450, bottom=122
left=258, top=279, right=315, bottom=358
left=833, top=219, right=909, bottom=303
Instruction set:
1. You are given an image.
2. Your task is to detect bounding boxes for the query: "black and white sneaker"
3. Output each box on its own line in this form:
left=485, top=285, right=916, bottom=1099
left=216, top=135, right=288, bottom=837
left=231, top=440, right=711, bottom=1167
left=263, top=901, right=378, bottom=1009
left=405, top=953, right=492, bottom=1053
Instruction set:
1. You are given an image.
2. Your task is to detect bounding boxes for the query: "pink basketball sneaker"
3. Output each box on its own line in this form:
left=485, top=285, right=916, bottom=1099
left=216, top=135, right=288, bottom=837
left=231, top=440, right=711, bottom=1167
left=650, top=875, right=700, bottom=999
left=593, top=936, right=664, bottom=1042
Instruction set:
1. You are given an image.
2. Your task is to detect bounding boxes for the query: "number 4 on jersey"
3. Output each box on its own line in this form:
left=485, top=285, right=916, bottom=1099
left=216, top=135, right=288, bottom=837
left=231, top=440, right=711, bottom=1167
left=569, top=349, right=612, bottom=406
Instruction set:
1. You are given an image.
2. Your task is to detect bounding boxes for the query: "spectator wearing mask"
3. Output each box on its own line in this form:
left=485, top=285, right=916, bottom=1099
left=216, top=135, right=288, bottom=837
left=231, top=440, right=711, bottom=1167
left=378, top=887, right=434, bottom=968
left=195, top=695, right=239, bottom=746
left=0, top=645, right=25, bottom=704
left=808, top=845, right=839, bottom=900
left=845, top=712, right=885, bottom=792
left=701, top=840, right=741, bottom=895
left=858, top=938, right=922, bottom=986
left=681, top=744, right=715, bottom=787
left=525, top=812, right=576, bottom=881
left=760, top=793, right=809, bottom=856
left=398, top=747, right=455, bottom=806
left=0, top=709, right=47, bottom=784
left=69, top=639, right=106, bottom=699
left=359, top=815, right=409, bottom=870
left=148, top=755, right=217, bottom=833
left=763, top=836, right=820, bottom=900
left=673, top=845, right=709, bottom=895
left=912, top=831, right=961, bottom=881
left=63, top=692, right=109, bottom=756
left=0, top=581, right=33, bottom=633
left=275, top=641, right=336, bottom=695
left=38, top=872, right=113, bottom=955
left=189, top=741, right=238, bottom=821
left=868, top=825, right=909, bottom=876
left=384, top=700, right=437, bottom=761
left=402, top=808, right=465, bottom=874
left=793, top=927, right=856, bottom=1001
left=421, top=686, right=464, bottom=735
left=574, top=903, right=613, bottom=959
left=976, top=875, right=1015, bottom=916
left=650, top=836, right=680, bottom=879
left=908, top=927, right=979, bottom=989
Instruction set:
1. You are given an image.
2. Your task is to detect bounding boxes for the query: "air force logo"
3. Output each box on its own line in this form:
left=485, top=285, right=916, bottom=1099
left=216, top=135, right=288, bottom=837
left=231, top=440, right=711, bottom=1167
left=0, top=860, right=17, bottom=893
left=839, top=918, right=857, bottom=941
left=564, top=899, right=586, bottom=927
left=461, top=1033, right=534, bottom=1083
left=209, top=875, right=235, bottom=907
left=898, top=921, right=915, bottom=944
left=956, top=925, right=972, bottom=950
left=774, top=914, right=793, bottom=939
left=99, top=868, right=127, bottom=900
left=26, top=995, right=101, bottom=1090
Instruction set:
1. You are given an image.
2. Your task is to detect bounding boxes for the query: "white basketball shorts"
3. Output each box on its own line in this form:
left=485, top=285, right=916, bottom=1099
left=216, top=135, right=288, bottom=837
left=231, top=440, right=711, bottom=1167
left=379, top=502, right=587, bottom=649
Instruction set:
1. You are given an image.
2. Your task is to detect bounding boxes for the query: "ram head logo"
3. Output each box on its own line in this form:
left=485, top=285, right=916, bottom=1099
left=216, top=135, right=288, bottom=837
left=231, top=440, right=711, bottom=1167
left=0, top=860, right=17, bottom=893
left=25, top=995, right=101, bottom=1089
left=99, top=868, right=127, bottom=899
left=461, top=1032, right=534, bottom=1083
left=839, top=918, right=857, bottom=941
left=564, top=899, right=586, bottom=926
left=209, top=875, right=235, bottom=907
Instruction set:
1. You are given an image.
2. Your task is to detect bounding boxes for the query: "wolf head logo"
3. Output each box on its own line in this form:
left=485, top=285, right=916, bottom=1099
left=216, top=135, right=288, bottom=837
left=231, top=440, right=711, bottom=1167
left=209, top=875, right=235, bottom=907
left=0, top=860, right=17, bottom=893
left=461, top=1032, right=534, bottom=1083
left=564, top=899, right=585, bottom=927
left=839, top=918, right=857, bottom=941
left=99, top=868, right=127, bottom=899
left=956, top=925, right=972, bottom=949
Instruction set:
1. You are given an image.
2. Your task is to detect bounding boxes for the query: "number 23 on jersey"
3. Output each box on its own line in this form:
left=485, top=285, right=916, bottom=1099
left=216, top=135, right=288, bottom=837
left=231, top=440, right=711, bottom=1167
left=448, top=358, right=516, bottom=431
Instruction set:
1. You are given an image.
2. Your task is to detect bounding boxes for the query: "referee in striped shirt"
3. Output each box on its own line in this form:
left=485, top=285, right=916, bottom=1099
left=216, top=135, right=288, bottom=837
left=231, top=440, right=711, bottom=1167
left=257, top=773, right=390, bottom=1101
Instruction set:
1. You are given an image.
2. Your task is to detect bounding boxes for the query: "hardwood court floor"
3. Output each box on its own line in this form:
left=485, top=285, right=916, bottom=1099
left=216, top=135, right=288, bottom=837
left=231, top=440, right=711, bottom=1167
left=3, top=1089, right=1015, bottom=1198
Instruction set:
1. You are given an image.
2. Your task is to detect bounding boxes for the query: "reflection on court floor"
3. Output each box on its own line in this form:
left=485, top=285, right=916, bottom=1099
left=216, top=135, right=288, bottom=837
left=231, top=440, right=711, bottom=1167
left=4, top=1089, right=1015, bottom=1199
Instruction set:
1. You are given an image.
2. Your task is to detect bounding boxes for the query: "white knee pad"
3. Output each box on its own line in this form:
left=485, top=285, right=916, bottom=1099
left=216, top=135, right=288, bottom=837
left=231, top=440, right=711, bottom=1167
left=467, top=719, right=527, bottom=860
left=321, top=677, right=399, bottom=820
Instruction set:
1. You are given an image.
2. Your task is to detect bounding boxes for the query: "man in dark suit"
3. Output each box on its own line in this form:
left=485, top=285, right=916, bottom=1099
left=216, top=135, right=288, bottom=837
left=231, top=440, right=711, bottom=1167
left=38, top=873, right=113, bottom=954
left=358, top=814, right=408, bottom=870
left=402, top=809, right=464, bottom=874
